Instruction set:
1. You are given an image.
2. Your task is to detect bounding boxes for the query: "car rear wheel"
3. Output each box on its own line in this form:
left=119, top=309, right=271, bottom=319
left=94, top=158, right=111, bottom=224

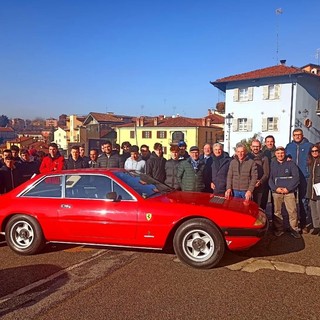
left=5, top=215, right=46, bottom=255
left=173, top=218, right=225, bottom=269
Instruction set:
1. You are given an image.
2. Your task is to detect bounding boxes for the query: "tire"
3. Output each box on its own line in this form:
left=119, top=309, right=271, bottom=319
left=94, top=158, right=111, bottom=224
left=173, top=218, right=225, bottom=269
left=5, top=215, right=46, bottom=255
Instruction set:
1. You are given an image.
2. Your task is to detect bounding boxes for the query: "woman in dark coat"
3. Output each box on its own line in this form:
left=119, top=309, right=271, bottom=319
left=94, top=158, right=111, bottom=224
left=211, top=143, right=231, bottom=195
left=306, top=144, right=320, bottom=235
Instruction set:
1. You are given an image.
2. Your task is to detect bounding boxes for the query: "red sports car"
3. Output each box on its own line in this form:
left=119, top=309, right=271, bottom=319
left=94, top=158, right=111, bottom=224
left=0, top=169, right=268, bottom=269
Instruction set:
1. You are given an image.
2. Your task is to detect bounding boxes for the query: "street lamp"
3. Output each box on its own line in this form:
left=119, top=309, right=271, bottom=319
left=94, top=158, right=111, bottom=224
left=225, top=113, right=233, bottom=155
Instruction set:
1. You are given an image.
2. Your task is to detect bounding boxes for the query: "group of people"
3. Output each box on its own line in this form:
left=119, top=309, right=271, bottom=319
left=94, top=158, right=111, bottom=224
left=1, top=129, right=319, bottom=239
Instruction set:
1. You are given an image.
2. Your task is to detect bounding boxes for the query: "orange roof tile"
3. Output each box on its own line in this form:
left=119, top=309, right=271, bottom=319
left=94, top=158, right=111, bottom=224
left=0, top=127, right=14, bottom=132
left=118, top=116, right=221, bottom=128
left=215, top=65, right=304, bottom=83
left=210, top=64, right=319, bottom=91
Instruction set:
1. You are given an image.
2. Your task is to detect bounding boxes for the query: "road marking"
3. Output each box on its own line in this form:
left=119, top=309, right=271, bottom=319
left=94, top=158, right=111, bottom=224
left=226, top=258, right=320, bottom=276
left=0, top=249, right=109, bottom=305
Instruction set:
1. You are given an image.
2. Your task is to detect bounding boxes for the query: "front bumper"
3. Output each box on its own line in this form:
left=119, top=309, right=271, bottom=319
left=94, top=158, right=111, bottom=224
left=221, top=219, right=269, bottom=238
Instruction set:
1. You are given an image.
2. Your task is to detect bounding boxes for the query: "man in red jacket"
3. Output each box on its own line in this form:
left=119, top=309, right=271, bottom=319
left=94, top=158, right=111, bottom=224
left=39, top=143, right=64, bottom=173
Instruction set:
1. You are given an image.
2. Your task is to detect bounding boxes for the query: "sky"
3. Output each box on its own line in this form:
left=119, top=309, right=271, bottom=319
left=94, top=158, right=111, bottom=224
left=1, top=0, right=320, bottom=120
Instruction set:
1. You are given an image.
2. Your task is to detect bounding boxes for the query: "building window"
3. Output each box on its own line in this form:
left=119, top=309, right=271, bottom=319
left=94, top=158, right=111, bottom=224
left=163, top=146, right=167, bottom=155
left=233, top=118, right=252, bottom=132
left=157, top=131, right=167, bottom=139
left=263, top=85, right=281, bottom=100
left=172, top=131, right=184, bottom=144
left=130, top=131, right=135, bottom=139
left=262, top=117, right=279, bottom=132
left=142, top=131, right=152, bottom=139
left=233, top=88, right=253, bottom=102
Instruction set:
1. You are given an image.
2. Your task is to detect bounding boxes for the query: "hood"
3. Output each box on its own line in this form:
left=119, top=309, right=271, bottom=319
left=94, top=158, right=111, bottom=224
left=152, top=190, right=260, bottom=217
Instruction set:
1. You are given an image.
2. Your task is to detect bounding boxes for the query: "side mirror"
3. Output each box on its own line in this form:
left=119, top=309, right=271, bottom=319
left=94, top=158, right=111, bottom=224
left=106, top=191, right=119, bottom=201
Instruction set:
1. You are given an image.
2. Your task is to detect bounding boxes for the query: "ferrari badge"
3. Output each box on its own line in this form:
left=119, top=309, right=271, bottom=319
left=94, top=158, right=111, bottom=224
left=146, top=213, right=152, bottom=221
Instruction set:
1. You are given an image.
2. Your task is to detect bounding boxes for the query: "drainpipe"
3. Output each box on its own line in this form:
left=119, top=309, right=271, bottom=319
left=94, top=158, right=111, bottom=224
left=289, top=75, right=295, bottom=143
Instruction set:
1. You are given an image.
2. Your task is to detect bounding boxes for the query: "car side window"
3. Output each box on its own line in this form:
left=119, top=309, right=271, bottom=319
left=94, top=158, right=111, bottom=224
left=65, top=174, right=112, bottom=199
left=112, top=181, right=134, bottom=200
left=22, top=176, right=62, bottom=198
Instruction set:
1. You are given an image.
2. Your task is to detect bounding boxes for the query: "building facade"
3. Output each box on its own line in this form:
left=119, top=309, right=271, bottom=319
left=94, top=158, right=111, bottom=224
left=211, top=63, right=320, bottom=152
left=116, top=114, right=224, bottom=156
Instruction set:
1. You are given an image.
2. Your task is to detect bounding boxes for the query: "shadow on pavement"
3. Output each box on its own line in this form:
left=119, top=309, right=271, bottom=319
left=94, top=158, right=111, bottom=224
left=218, top=229, right=305, bottom=267
left=0, top=264, right=69, bottom=317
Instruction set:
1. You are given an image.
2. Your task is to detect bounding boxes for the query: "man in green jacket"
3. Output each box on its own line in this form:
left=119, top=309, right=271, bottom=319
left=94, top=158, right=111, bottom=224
left=177, top=146, right=205, bottom=192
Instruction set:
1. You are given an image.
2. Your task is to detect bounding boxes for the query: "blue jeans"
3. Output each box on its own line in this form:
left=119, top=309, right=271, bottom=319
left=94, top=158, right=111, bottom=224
left=233, top=190, right=246, bottom=199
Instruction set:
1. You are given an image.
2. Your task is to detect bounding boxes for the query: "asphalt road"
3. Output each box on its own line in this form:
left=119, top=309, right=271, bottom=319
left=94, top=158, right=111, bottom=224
left=1, top=231, right=320, bottom=320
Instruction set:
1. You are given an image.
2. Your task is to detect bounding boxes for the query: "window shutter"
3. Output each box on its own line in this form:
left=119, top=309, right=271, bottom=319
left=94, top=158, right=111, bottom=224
left=247, top=119, right=253, bottom=131
left=263, top=86, right=269, bottom=100
left=233, top=89, right=239, bottom=102
left=262, top=118, right=268, bottom=131
left=275, top=84, right=281, bottom=99
left=248, top=87, right=253, bottom=101
left=273, top=117, right=279, bottom=131
left=232, top=118, right=238, bottom=131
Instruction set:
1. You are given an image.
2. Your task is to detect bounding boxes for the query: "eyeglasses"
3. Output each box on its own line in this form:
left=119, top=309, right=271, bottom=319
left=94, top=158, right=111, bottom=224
left=311, top=150, right=319, bottom=153
left=293, top=134, right=302, bottom=136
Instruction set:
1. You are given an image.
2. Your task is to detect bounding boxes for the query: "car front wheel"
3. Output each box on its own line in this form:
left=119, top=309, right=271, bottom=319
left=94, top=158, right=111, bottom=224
left=5, top=215, right=46, bottom=255
left=173, top=218, right=225, bottom=269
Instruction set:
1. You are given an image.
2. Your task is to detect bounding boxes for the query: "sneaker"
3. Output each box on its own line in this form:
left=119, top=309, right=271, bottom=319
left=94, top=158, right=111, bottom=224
left=290, top=229, right=302, bottom=239
left=274, top=230, right=284, bottom=237
left=311, top=228, right=320, bottom=235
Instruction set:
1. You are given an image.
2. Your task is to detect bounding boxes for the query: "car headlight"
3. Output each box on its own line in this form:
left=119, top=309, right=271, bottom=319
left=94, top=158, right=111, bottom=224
left=254, top=209, right=267, bottom=226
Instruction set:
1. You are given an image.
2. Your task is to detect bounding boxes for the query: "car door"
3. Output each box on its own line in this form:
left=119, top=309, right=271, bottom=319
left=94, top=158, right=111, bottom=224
left=58, top=174, right=138, bottom=244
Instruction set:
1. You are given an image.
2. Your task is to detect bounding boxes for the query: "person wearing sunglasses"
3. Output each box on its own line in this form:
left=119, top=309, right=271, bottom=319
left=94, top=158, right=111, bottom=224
left=307, top=145, right=320, bottom=235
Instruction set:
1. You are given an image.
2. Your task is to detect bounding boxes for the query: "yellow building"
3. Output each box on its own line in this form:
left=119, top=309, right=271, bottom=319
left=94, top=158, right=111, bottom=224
left=116, top=113, right=224, bottom=156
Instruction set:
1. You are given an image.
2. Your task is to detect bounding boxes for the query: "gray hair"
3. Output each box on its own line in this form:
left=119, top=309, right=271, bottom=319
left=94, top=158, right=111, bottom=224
left=235, top=143, right=248, bottom=152
left=212, top=143, right=223, bottom=149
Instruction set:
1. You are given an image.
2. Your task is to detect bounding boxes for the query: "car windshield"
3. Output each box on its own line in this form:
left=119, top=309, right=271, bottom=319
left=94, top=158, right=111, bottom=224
left=114, top=171, right=172, bottom=198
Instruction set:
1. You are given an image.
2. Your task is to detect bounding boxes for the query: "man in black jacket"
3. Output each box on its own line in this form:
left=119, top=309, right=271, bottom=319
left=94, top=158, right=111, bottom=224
left=165, top=145, right=181, bottom=189
left=19, top=149, right=40, bottom=183
left=211, top=143, right=231, bottom=195
left=0, top=156, right=22, bottom=194
left=249, top=139, right=270, bottom=209
left=97, top=141, right=124, bottom=168
left=146, top=143, right=166, bottom=183
left=269, top=147, right=300, bottom=238
left=64, top=146, right=89, bottom=170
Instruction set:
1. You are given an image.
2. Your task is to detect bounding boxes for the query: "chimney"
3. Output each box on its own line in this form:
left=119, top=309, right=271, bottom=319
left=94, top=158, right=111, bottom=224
left=153, top=117, right=158, bottom=126
left=135, top=118, right=140, bottom=127
left=206, top=118, right=211, bottom=126
left=201, top=118, right=206, bottom=126
left=139, top=116, right=144, bottom=127
left=208, top=109, right=212, bottom=115
left=280, top=59, right=286, bottom=65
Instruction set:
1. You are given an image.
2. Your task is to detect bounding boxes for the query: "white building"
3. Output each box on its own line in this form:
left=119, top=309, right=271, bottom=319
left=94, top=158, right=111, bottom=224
left=211, top=62, right=320, bottom=154
left=54, top=127, right=68, bottom=150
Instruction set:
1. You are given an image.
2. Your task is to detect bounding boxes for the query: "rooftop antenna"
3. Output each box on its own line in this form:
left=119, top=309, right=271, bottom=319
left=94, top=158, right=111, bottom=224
left=140, top=104, right=144, bottom=116
left=275, top=8, right=283, bottom=64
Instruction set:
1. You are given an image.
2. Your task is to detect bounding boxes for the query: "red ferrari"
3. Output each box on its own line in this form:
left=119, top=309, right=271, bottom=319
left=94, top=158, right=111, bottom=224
left=0, top=169, right=268, bottom=269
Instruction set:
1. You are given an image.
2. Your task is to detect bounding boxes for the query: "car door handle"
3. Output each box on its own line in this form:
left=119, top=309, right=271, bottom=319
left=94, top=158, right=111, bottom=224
left=61, top=204, right=72, bottom=209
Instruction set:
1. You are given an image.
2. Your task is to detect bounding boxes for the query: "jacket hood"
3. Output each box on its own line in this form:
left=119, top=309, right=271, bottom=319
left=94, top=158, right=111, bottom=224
left=291, top=137, right=310, bottom=145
